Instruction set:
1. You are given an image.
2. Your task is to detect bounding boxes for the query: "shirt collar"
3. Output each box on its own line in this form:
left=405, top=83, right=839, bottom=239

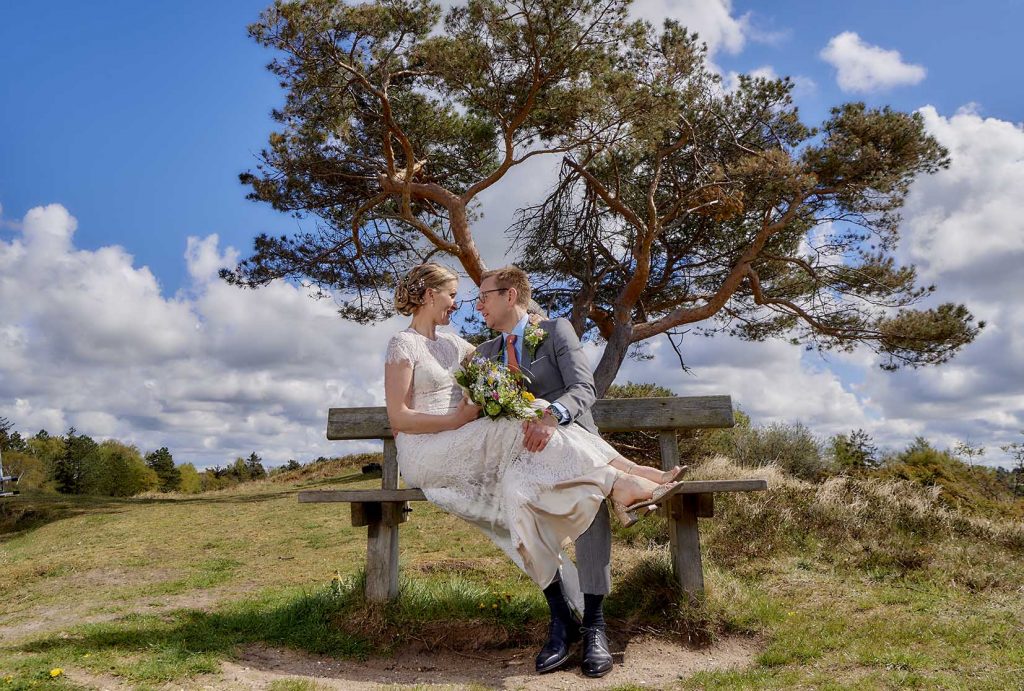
left=504, top=313, right=529, bottom=341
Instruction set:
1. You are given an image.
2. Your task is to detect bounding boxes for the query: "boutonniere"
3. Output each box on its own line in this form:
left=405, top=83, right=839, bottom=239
left=524, top=321, right=547, bottom=359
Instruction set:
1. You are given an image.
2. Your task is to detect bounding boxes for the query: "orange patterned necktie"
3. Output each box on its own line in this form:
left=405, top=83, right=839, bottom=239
left=505, top=334, right=520, bottom=373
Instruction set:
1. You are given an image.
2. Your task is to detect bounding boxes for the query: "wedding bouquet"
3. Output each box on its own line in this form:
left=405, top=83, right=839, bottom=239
left=454, top=356, right=543, bottom=421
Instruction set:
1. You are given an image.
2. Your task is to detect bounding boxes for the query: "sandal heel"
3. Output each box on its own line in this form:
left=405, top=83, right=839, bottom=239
left=610, top=500, right=638, bottom=528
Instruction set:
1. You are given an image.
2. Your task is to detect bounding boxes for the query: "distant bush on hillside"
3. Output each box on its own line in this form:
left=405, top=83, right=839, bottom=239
left=87, top=441, right=159, bottom=497
left=177, top=463, right=202, bottom=494
left=875, top=437, right=1024, bottom=520
left=269, top=452, right=384, bottom=484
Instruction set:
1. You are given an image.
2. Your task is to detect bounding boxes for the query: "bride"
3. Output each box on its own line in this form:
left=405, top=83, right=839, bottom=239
left=384, top=263, right=680, bottom=592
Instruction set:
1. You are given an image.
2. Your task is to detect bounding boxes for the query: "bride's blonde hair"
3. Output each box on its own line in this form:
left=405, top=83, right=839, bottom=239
left=394, top=263, right=459, bottom=316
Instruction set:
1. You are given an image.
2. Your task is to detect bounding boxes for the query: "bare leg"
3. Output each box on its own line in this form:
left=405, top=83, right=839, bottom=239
left=609, top=456, right=686, bottom=485
left=608, top=471, right=658, bottom=507
left=607, top=464, right=685, bottom=528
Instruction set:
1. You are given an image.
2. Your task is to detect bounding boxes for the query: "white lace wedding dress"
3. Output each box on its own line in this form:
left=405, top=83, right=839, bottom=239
left=386, top=327, right=620, bottom=592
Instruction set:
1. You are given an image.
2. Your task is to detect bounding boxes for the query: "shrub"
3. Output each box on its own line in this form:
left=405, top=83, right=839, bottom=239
left=177, top=463, right=202, bottom=494
left=87, top=441, right=159, bottom=497
left=715, top=422, right=831, bottom=480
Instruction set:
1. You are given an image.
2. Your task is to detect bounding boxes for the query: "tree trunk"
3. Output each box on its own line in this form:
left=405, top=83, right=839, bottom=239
left=592, top=325, right=632, bottom=397
left=447, top=203, right=486, bottom=285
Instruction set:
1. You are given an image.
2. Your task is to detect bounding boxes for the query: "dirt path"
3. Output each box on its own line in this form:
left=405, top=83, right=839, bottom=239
left=208, top=637, right=758, bottom=690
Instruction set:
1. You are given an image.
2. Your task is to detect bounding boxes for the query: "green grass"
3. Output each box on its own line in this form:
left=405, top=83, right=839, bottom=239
left=268, top=680, right=331, bottom=691
left=2, top=460, right=1022, bottom=688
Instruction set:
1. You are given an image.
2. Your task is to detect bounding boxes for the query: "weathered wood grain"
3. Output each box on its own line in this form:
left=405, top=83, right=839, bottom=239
left=671, top=479, right=767, bottom=494
left=350, top=501, right=380, bottom=528
left=669, top=494, right=704, bottom=598
left=350, top=501, right=411, bottom=527
left=327, top=396, right=734, bottom=440
left=382, top=439, right=399, bottom=490
left=366, top=519, right=399, bottom=601
left=658, top=430, right=680, bottom=472
left=696, top=493, right=714, bottom=518
left=299, top=489, right=427, bottom=503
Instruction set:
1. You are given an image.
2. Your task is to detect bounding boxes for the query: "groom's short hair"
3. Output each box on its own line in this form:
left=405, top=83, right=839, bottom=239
left=481, top=265, right=531, bottom=308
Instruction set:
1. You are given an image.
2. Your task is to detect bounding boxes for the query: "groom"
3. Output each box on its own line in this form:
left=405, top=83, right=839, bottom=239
left=474, top=266, right=614, bottom=678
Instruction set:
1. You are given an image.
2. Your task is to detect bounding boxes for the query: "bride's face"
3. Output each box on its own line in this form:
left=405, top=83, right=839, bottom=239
left=426, top=280, right=459, bottom=325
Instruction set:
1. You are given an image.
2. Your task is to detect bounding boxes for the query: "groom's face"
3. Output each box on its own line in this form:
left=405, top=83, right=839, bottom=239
left=476, top=276, right=516, bottom=332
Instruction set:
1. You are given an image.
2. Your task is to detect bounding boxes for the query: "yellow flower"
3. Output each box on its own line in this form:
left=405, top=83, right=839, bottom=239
left=50, top=669, right=63, bottom=677
left=492, top=604, right=498, bottom=609
left=478, top=603, right=485, bottom=608
left=522, top=391, right=535, bottom=402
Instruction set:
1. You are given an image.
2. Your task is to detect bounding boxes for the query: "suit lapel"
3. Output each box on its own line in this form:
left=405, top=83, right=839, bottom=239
left=481, top=334, right=504, bottom=362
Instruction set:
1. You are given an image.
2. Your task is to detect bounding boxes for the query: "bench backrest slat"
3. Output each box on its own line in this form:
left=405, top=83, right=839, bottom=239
left=328, top=395, right=733, bottom=440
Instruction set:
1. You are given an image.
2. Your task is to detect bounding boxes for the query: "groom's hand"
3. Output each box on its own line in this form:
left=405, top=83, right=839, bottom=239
left=522, top=412, right=557, bottom=452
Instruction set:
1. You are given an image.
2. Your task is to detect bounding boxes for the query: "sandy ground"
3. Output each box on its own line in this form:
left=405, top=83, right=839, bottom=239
left=180, top=636, right=754, bottom=690
left=57, top=635, right=757, bottom=690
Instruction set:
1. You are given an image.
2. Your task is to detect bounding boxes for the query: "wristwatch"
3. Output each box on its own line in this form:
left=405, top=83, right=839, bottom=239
left=545, top=405, right=568, bottom=424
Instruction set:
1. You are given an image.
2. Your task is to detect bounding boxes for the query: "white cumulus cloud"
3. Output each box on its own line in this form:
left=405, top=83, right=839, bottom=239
left=0, top=203, right=406, bottom=467
left=820, top=31, right=925, bottom=93
left=630, top=0, right=749, bottom=55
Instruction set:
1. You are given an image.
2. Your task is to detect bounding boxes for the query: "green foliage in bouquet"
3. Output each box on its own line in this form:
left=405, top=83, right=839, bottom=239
left=455, top=357, right=542, bottom=422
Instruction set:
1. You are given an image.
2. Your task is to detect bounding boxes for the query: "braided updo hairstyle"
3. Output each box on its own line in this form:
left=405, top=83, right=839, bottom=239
left=393, top=263, right=459, bottom=316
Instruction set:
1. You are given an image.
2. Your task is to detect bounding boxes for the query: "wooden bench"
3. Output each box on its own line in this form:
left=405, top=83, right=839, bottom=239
left=299, top=396, right=767, bottom=602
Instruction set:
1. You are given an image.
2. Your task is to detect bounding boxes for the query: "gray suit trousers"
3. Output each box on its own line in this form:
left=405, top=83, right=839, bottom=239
left=572, top=500, right=612, bottom=595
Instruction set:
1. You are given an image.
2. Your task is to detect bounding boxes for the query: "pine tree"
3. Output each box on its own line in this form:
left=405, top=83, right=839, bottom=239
left=244, top=452, right=267, bottom=480
left=830, top=429, right=879, bottom=471
left=54, top=428, right=99, bottom=495
left=0, top=417, right=26, bottom=452
left=228, top=0, right=980, bottom=396
left=145, top=447, right=181, bottom=492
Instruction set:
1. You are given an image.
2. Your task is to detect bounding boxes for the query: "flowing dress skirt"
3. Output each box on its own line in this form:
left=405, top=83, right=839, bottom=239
left=396, top=414, right=619, bottom=593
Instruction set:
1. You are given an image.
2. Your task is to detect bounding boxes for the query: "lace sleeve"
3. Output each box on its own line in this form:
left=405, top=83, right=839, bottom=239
left=454, top=333, right=476, bottom=365
left=385, top=334, right=416, bottom=367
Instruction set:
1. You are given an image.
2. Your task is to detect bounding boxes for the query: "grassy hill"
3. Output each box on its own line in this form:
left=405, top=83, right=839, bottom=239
left=1, top=457, right=1021, bottom=689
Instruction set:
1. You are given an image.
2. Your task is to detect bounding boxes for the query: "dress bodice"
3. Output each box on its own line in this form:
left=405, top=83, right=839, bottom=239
left=385, top=328, right=473, bottom=415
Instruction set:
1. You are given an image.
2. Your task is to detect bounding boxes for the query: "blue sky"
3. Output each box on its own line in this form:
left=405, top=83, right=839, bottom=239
left=2, top=1, right=1023, bottom=468
left=1, top=1, right=283, bottom=292
left=3, top=1, right=1021, bottom=293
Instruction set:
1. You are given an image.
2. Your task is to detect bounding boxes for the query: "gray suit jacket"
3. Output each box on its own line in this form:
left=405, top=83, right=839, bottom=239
left=476, top=318, right=598, bottom=434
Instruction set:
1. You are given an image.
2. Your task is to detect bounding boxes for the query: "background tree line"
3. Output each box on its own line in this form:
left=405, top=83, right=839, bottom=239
left=0, top=417, right=269, bottom=497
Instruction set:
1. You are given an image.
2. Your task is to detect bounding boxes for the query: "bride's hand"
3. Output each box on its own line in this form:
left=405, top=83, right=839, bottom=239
left=451, top=396, right=482, bottom=428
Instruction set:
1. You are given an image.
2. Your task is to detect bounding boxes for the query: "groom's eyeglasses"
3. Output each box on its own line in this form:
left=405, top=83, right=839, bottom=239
left=474, top=288, right=508, bottom=304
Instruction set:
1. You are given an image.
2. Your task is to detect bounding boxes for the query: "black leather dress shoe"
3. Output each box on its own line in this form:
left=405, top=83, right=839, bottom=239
left=580, top=625, right=613, bottom=678
left=535, top=616, right=582, bottom=673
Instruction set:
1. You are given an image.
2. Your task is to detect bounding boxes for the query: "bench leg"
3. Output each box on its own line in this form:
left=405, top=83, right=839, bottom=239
left=668, top=494, right=704, bottom=599
left=365, top=502, right=404, bottom=602
left=659, top=430, right=705, bottom=599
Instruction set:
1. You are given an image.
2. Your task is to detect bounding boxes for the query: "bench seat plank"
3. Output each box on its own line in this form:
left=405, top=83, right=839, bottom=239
left=299, top=488, right=427, bottom=503
left=297, top=479, right=765, bottom=504
left=328, top=396, right=734, bottom=440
